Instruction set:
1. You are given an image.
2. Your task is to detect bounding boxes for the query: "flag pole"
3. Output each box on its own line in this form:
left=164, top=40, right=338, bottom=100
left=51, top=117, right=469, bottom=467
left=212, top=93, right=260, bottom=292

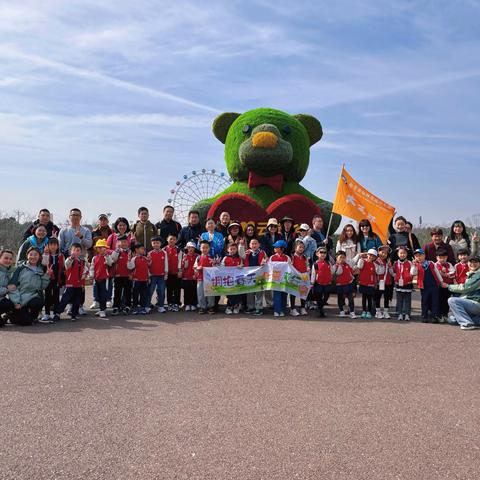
left=325, top=163, right=344, bottom=238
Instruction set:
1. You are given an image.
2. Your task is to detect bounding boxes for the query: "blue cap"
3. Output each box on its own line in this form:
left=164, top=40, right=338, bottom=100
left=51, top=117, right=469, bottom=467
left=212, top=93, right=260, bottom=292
left=273, top=240, right=288, bottom=249
left=414, top=248, right=425, bottom=255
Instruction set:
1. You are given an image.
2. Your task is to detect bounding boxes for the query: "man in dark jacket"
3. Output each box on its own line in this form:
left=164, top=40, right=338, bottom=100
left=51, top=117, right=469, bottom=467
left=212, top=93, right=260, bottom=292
left=23, top=209, right=60, bottom=240
left=156, top=205, right=182, bottom=247
left=423, top=228, right=456, bottom=264
left=177, top=211, right=204, bottom=249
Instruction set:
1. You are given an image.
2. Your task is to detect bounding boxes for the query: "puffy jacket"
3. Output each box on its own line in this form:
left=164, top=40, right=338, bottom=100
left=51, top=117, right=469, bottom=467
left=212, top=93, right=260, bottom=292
left=0, top=264, right=15, bottom=299
left=131, top=221, right=157, bottom=252
left=449, top=269, right=480, bottom=303
left=9, top=263, right=50, bottom=306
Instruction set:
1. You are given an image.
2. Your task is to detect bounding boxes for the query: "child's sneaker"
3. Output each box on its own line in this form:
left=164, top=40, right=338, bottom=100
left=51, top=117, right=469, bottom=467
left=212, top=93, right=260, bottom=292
left=89, top=301, right=99, bottom=310
left=375, top=309, right=383, bottom=319
left=290, top=308, right=300, bottom=317
left=225, top=307, right=233, bottom=315
left=131, top=307, right=139, bottom=315
left=279, top=312, right=285, bottom=317
left=144, top=306, right=151, bottom=314
left=460, top=324, right=478, bottom=330
left=172, top=304, right=179, bottom=312
left=39, top=314, right=53, bottom=324
left=274, top=312, right=280, bottom=317
left=98, top=310, right=107, bottom=318
left=339, top=311, right=346, bottom=317
left=361, top=311, right=367, bottom=319
left=122, top=306, right=131, bottom=315
left=366, top=312, right=372, bottom=319
left=52, top=314, right=60, bottom=323
left=349, top=311, right=357, bottom=319
left=252, top=309, right=263, bottom=316
left=398, top=314, right=404, bottom=321
left=383, top=309, right=390, bottom=319
left=233, top=305, right=240, bottom=314
left=300, top=307, right=308, bottom=316
left=157, top=306, right=166, bottom=313
left=190, top=306, right=197, bottom=311
left=207, top=308, right=216, bottom=315
left=79, top=306, right=87, bottom=316
left=198, top=308, right=206, bottom=314
left=404, top=314, right=410, bottom=321
left=112, top=308, right=119, bottom=316
left=140, top=308, right=148, bottom=315
left=106, top=301, right=113, bottom=308
left=185, top=305, right=191, bottom=311
left=70, top=315, right=77, bottom=322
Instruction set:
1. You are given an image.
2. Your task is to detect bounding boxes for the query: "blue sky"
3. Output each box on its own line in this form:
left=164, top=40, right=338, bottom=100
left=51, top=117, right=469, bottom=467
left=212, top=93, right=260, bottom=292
left=1, top=0, right=479, bottom=229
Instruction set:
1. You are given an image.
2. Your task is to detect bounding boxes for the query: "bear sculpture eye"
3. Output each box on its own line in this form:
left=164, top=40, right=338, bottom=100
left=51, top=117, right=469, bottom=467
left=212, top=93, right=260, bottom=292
left=282, top=125, right=291, bottom=135
left=242, top=124, right=252, bottom=135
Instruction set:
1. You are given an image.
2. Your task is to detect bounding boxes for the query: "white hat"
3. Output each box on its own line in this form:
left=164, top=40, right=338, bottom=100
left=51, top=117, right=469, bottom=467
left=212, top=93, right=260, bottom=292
left=298, top=223, right=310, bottom=231
left=185, top=241, right=197, bottom=250
left=367, top=249, right=378, bottom=256
left=267, top=218, right=278, bottom=227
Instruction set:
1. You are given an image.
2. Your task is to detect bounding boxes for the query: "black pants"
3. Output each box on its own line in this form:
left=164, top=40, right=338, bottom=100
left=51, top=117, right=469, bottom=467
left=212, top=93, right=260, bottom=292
left=44, top=281, right=60, bottom=314
left=182, top=279, right=197, bottom=306
left=289, top=295, right=306, bottom=309
left=362, top=294, right=374, bottom=314
left=113, top=277, right=132, bottom=308
left=11, top=297, right=44, bottom=325
left=95, top=279, right=108, bottom=311
left=375, top=284, right=394, bottom=309
left=133, top=281, right=148, bottom=309
left=438, top=287, right=450, bottom=316
left=314, top=285, right=329, bottom=312
left=0, top=298, right=14, bottom=326
left=55, top=287, right=83, bottom=317
left=338, top=293, right=354, bottom=311
left=166, top=274, right=181, bottom=305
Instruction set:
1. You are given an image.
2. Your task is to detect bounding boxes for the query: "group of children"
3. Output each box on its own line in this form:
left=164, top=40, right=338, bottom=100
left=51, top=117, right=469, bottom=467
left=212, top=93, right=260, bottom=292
left=0, top=213, right=475, bottom=327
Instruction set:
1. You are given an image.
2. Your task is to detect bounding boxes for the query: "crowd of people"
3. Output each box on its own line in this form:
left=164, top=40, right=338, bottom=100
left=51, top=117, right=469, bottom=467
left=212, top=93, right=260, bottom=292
left=1, top=206, right=480, bottom=331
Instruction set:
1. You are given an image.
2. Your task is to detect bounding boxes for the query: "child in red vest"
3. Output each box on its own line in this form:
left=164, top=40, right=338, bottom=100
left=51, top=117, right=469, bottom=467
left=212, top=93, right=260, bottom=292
left=164, top=234, right=182, bottom=312
left=147, top=236, right=168, bottom=313
left=194, top=240, right=215, bottom=314
left=357, top=249, right=384, bottom=319
left=182, top=242, right=199, bottom=311
left=89, top=239, right=114, bottom=318
left=110, top=234, right=134, bottom=315
left=412, top=248, right=444, bottom=322
left=455, top=249, right=469, bottom=285
left=40, top=237, right=65, bottom=323
left=290, top=239, right=309, bottom=316
left=393, top=246, right=415, bottom=321
left=221, top=242, right=243, bottom=314
left=53, top=243, right=88, bottom=322
left=244, top=238, right=267, bottom=316
left=374, top=245, right=394, bottom=319
left=332, top=250, right=356, bottom=318
left=435, top=249, right=455, bottom=320
left=270, top=240, right=290, bottom=317
left=128, top=243, right=150, bottom=314
left=311, top=246, right=332, bottom=318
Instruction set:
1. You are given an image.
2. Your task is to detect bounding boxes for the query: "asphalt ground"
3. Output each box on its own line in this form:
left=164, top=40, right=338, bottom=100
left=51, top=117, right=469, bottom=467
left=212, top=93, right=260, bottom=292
left=1, top=289, right=479, bottom=480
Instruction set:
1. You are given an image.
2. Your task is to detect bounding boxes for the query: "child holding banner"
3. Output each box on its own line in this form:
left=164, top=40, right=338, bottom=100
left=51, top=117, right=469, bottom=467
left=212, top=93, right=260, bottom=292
left=357, top=249, right=384, bottom=319
left=290, top=239, right=309, bottom=316
left=244, top=238, right=267, bottom=316
left=221, top=242, right=243, bottom=314
left=194, top=240, right=215, bottom=314
left=332, top=251, right=356, bottom=318
left=393, top=246, right=415, bottom=321
left=311, top=246, right=332, bottom=318
left=270, top=240, right=290, bottom=317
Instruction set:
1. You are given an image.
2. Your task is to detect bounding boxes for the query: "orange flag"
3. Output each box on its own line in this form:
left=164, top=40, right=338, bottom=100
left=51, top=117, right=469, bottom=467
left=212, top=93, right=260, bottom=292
left=332, top=166, right=395, bottom=242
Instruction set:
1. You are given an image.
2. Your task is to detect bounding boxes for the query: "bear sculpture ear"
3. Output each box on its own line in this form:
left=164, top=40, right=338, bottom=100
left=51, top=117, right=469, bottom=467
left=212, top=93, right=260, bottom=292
left=212, top=112, right=241, bottom=144
left=293, top=114, right=323, bottom=146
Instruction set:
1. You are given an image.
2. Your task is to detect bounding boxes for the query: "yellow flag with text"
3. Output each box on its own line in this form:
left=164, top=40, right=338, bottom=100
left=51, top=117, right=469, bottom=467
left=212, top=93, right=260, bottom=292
left=332, top=167, right=395, bottom=242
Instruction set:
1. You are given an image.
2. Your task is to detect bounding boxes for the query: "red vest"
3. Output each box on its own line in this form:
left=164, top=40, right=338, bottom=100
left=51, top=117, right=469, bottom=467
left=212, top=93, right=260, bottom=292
left=165, top=245, right=180, bottom=274
left=394, top=260, right=413, bottom=285
left=244, top=249, right=266, bottom=266
left=376, top=258, right=393, bottom=286
left=223, top=255, right=242, bottom=267
left=455, top=262, right=469, bottom=285
left=314, top=260, right=332, bottom=285
left=358, top=260, right=376, bottom=287
left=93, top=254, right=109, bottom=281
left=65, top=258, right=86, bottom=288
left=196, top=255, right=212, bottom=281
left=148, top=249, right=167, bottom=276
left=270, top=253, right=289, bottom=262
left=291, top=254, right=308, bottom=273
left=334, top=263, right=354, bottom=286
left=114, top=249, right=130, bottom=277
left=132, top=255, right=149, bottom=281
left=416, top=261, right=441, bottom=289
left=182, top=253, right=198, bottom=280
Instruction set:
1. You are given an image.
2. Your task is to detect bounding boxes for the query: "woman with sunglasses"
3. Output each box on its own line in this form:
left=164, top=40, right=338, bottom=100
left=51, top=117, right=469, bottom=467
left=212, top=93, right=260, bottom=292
left=358, top=219, right=382, bottom=252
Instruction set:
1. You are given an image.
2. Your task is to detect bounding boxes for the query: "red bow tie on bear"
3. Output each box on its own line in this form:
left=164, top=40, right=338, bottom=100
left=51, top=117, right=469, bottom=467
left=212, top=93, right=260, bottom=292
left=248, top=172, right=283, bottom=193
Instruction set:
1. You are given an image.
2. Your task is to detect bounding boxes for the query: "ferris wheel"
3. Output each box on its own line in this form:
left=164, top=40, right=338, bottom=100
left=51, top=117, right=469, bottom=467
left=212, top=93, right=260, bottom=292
left=167, top=169, right=232, bottom=225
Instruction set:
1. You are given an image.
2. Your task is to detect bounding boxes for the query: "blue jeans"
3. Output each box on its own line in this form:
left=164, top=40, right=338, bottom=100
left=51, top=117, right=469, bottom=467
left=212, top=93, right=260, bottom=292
left=396, top=290, right=412, bottom=315
left=273, top=291, right=287, bottom=314
left=149, top=276, right=166, bottom=308
left=95, top=279, right=108, bottom=311
left=93, top=278, right=113, bottom=302
left=448, top=297, right=480, bottom=327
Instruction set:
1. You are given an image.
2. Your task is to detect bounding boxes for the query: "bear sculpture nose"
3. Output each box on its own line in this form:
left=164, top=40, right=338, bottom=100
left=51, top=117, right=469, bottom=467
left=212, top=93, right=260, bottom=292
left=252, top=131, right=278, bottom=149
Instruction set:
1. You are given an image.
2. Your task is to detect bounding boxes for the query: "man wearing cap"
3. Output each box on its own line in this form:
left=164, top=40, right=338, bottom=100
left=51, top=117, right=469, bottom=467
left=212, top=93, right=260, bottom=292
left=447, top=255, right=480, bottom=330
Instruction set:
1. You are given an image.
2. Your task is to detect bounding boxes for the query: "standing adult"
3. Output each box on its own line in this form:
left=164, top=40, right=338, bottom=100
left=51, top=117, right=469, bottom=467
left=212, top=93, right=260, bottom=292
left=224, top=221, right=246, bottom=257
left=198, top=218, right=225, bottom=259
left=310, top=215, right=333, bottom=254
left=388, top=216, right=420, bottom=261
left=58, top=208, right=93, bottom=258
left=177, top=210, right=204, bottom=250
left=445, top=220, right=471, bottom=257
left=17, top=225, right=49, bottom=265
left=215, top=211, right=231, bottom=237
left=336, top=224, right=361, bottom=268
left=279, top=216, right=296, bottom=256
left=156, top=205, right=182, bottom=247
left=131, top=207, right=157, bottom=252
left=260, top=218, right=282, bottom=257
left=90, top=214, right=113, bottom=259
left=22, top=208, right=60, bottom=241
left=423, top=228, right=455, bottom=264
left=244, top=223, right=258, bottom=247
left=107, top=217, right=135, bottom=250
left=358, top=219, right=382, bottom=252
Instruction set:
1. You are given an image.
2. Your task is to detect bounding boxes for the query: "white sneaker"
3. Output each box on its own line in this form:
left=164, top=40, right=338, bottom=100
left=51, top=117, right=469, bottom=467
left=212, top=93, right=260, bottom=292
left=398, top=314, right=404, bottom=321
left=89, top=301, right=99, bottom=310
left=99, top=310, right=107, bottom=318
left=349, top=312, right=357, bottom=319
left=144, top=307, right=151, bottom=314
left=274, top=312, right=280, bottom=317
left=39, top=314, right=53, bottom=324
left=106, top=301, right=113, bottom=308
left=404, top=314, right=410, bottom=321
left=375, top=310, right=384, bottom=319
left=185, top=305, right=191, bottom=311
left=233, top=305, right=240, bottom=314
left=225, top=307, right=233, bottom=315
left=79, top=306, right=87, bottom=316
left=279, top=312, right=285, bottom=317
left=190, top=306, right=197, bottom=311
left=300, top=308, right=308, bottom=316
left=383, top=309, right=391, bottom=319
left=157, top=307, right=166, bottom=313
left=290, top=308, right=300, bottom=317
left=339, top=311, right=346, bottom=317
